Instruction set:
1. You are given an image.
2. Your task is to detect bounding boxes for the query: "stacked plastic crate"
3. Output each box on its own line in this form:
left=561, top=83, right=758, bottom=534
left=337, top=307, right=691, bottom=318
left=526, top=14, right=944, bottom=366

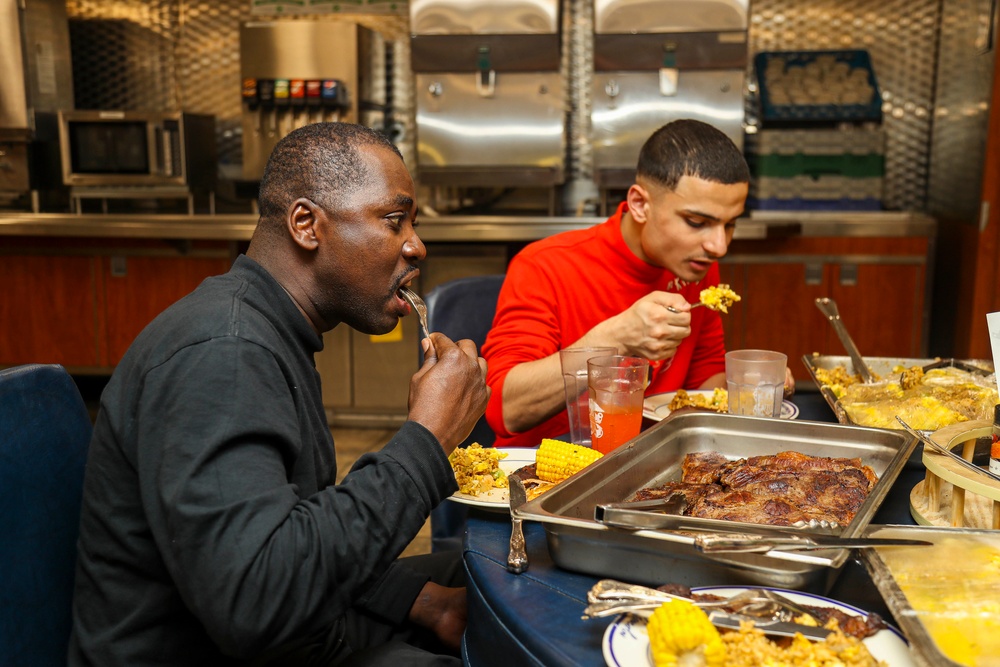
left=747, top=50, right=885, bottom=211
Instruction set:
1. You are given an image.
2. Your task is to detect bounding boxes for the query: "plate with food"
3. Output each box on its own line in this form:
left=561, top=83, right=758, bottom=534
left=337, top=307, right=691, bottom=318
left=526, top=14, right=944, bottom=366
left=448, top=439, right=605, bottom=510
left=447, top=445, right=537, bottom=510
left=643, top=389, right=799, bottom=422
left=602, top=586, right=914, bottom=667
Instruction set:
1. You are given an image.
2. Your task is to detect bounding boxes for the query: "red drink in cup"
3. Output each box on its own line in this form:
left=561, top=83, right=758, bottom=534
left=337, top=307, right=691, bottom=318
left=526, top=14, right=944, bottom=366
left=588, top=355, right=649, bottom=454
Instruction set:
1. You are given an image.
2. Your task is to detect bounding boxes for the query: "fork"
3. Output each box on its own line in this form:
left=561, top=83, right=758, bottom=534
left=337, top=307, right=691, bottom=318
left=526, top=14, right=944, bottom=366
left=400, top=287, right=430, bottom=340
left=665, top=303, right=706, bottom=314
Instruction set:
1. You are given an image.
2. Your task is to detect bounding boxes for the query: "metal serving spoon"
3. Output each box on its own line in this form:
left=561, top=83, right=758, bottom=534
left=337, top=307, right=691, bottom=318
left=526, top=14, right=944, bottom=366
left=814, top=297, right=876, bottom=383
left=400, top=286, right=430, bottom=340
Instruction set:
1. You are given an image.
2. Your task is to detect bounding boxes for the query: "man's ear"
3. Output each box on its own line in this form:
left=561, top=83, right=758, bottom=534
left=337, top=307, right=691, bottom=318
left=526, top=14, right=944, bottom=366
left=287, top=198, right=320, bottom=251
left=626, top=183, right=650, bottom=224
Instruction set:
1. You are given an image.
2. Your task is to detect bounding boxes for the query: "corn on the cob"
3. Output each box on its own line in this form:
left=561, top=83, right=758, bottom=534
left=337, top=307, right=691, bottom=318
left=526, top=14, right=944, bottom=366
left=535, top=438, right=603, bottom=483
left=647, top=599, right=727, bottom=667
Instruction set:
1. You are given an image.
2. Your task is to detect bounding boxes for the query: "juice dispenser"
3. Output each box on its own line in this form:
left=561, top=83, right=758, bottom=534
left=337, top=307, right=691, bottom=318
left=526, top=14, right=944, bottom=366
left=590, top=0, right=749, bottom=200
left=410, top=0, right=566, bottom=206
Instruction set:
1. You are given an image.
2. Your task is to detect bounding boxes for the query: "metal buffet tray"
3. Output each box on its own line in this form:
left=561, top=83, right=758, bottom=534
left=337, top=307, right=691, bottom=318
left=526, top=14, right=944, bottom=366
left=517, top=412, right=916, bottom=593
left=861, top=525, right=1000, bottom=667
left=801, top=355, right=995, bottom=428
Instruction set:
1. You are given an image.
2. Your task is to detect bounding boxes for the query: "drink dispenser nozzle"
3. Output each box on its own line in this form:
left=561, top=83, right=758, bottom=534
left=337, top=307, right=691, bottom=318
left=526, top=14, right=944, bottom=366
left=290, top=79, right=306, bottom=128
left=273, top=79, right=291, bottom=135
left=256, top=79, right=277, bottom=137
left=306, top=80, right=322, bottom=123
left=660, top=42, right=679, bottom=97
left=476, top=45, right=496, bottom=98
left=242, top=78, right=262, bottom=136
left=321, top=79, right=350, bottom=122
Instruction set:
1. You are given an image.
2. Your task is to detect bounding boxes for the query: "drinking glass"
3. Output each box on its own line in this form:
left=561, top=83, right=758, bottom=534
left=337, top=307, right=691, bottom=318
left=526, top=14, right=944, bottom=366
left=725, top=349, right=787, bottom=417
left=587, top=355, right=649, bottom=454
left=560, top=347, right=616, bottom=447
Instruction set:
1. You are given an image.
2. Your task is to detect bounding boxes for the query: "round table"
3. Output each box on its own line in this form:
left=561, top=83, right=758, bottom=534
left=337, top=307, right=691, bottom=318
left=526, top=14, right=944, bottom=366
left=460, top=391, right=924, bottom=667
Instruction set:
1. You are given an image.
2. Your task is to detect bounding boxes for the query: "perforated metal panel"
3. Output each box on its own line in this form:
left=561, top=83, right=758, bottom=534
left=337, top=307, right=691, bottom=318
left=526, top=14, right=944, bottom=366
left=748, top=0, right=941, bottom=211
left=927, top=0, right=997, bottom=225
left=65, top=0, right=952, bottom=211
left=67, top=0, right=409, bottom=171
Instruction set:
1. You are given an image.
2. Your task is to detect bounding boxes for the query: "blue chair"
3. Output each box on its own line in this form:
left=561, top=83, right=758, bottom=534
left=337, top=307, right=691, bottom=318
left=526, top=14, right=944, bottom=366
left=423, top=274, right=505, bottom=552
left=0, top=364, right=92, bottom=667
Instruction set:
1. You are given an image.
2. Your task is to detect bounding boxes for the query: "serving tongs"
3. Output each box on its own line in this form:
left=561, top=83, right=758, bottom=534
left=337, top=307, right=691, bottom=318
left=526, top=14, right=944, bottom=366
left=814, top=297, right=876, bottom=383
left=594, top=493, right=842, bottom=537
left=582, top=579, right=838, bottom=640
left=692, top=532, right=932, bottom=553
left=897, top=417, right=1000, bottom=485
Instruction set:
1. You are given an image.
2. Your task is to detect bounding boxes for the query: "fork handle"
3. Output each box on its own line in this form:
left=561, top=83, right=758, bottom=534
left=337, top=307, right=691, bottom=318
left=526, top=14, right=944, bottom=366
left=507, top=517, right=528, bottom=574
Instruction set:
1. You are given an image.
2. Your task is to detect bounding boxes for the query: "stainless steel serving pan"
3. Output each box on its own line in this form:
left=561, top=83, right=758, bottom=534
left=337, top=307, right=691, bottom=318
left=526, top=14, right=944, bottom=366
left=517, top=412, right=915, bottom=593
left=800, top=355, right=995, bottom=428
left=862, top=525, right=1000, bottom=667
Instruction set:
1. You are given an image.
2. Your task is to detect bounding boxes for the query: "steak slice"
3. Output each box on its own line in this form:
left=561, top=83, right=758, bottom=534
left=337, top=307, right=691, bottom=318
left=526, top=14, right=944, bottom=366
left=718, top=451, right=878, bottom=489
left=631, top=481, right=720, bottom=506
left=689, top=468, right=872, bottom=525
left=681, top=451, right=730, bottom=484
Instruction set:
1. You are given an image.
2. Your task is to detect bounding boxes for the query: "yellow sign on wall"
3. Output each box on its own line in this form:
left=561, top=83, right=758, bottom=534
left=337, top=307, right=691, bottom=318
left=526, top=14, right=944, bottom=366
left=369, top=320, right=403, bottom=343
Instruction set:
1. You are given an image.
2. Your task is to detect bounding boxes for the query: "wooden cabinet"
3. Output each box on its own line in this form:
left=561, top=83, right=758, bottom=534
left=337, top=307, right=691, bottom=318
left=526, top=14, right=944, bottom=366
left=101, top=253, right=233, bottom=363
left=0, top=254, right=103, bottom=367
left=720, top=236, right=930, bottom=381
left=0, top=239, right=233, bottom=370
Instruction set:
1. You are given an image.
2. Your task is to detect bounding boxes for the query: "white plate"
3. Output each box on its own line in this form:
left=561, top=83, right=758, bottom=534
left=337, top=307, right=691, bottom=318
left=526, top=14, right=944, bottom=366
left=602, top=586, right=914, bottom=667
left=446, top=447, right=537, bottom=511
left=643, top=390, right=800, bottom=421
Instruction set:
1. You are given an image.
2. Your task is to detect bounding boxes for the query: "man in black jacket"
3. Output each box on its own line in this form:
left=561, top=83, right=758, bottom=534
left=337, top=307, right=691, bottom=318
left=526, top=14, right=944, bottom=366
left=69, top=123, right=489, bottom=666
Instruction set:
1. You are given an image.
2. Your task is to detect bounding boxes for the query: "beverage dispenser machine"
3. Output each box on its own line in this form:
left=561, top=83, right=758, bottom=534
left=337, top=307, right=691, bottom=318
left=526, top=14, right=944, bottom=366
left=240, top=20, right=375, bottom=181
left=0, top=0, right=73, bottom=210
left=410, top=0, right=565, bottom=206
left=591, top=0, right=748, bottom=195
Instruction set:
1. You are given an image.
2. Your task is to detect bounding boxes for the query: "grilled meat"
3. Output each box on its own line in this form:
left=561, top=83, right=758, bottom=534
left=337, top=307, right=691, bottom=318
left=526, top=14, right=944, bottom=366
left=718, top=451, right=878, bottom=489
left=632, top=481, right=721, bottom=506
left=681, top=451, right=730, bottom=484
left=629, top=451, right=878, bottom=527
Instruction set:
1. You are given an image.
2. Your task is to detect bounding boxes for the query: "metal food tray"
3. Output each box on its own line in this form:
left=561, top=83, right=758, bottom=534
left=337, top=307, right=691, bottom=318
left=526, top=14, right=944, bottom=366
left=861, top=525, right=1000, bottom=667
left=517, top=412, right=915, bottom=593
left=801, top=355, right=996, bottom=428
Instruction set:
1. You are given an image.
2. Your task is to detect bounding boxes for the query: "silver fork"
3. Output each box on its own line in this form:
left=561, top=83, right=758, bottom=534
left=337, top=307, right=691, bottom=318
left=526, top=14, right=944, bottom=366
left=400, top=287, right=430, bottom=340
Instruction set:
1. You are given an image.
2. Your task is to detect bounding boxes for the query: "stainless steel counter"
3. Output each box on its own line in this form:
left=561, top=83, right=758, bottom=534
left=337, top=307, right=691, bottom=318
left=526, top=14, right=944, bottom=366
left=0, top=211, right=935, bottom=242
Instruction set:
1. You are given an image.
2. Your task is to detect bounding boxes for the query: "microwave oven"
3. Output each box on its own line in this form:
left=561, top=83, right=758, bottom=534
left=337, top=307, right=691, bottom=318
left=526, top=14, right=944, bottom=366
left=57, top=110, right=216, bottom=190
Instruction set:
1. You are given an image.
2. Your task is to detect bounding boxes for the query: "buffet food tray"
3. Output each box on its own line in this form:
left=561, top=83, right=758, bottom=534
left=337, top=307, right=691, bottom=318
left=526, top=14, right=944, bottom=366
left=517, top=412, right=915, bottom=593
left=800, top=355, right=995, bottom=429
left=862, top=525, right=1000, bottom=667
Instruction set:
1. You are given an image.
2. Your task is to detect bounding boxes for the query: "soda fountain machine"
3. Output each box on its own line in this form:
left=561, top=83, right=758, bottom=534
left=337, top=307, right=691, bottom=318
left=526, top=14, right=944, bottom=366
left=410, top=0, right=566, bottom=214
left=0, top=0, right=73, bottom=211
left=590, top=0, right=749, bottom=209
left=239, top=20, right=376, bottom=181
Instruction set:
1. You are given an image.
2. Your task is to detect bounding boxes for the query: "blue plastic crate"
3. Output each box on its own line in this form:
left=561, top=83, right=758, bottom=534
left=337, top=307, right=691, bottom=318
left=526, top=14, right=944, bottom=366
left=754, top=50, right=882, bottom=126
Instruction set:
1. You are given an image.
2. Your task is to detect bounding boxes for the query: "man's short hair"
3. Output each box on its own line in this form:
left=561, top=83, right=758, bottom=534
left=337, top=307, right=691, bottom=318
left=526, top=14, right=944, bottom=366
left=257, top=122, right=402, bottom=223
left=636, top=119, right=750, bottom=190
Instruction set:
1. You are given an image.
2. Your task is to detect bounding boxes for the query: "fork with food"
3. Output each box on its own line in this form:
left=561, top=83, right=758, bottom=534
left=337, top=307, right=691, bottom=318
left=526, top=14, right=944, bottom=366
left=666, top=284, right=741, bottom=314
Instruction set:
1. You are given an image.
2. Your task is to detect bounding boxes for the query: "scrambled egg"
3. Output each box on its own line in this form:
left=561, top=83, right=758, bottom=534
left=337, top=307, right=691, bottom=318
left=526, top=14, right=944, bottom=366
left=449, top=443, right=508, bottom=496
left=834, top=368, right=997, bottom=430
left=668, top=388, right=729, bottom=412
left=880, top=537, right=1000, bottom=666
left=699, top=284, right=741, bottom=313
